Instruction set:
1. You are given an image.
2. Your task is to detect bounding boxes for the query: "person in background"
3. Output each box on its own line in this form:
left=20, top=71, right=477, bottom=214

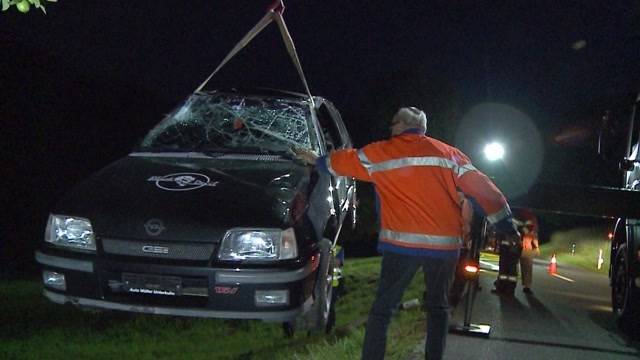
left=515, top=213, right=540, bottom=294
left=295, top=107, right=519, bottom=360
left=492, top=230, right=522, bottom=295
left=493, top=208, right=538, bottom=295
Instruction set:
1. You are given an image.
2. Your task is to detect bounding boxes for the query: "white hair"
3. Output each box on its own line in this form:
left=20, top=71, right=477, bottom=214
left=394, top=107, right=427, bottom=133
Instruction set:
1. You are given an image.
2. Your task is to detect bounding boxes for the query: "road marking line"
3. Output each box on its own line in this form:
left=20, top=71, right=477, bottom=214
left=551, top=273, right=575, bottom=282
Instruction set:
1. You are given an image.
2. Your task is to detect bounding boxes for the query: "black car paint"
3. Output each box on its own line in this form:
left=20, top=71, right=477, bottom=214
left=58, top=155, right=315, bottom=244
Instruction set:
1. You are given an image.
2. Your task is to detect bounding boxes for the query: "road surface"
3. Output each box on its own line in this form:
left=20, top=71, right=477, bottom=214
left=410, top=254, right=640, bottom=359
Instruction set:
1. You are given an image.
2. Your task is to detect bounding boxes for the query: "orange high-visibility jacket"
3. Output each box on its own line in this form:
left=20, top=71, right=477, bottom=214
left=325, top=132, right=511, bottom=256
left=521, top=233, right=538, bottom=251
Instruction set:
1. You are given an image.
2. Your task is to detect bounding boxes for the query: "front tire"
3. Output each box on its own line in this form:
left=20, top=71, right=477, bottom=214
left=611, top=244, right=640, bottom=332
left=307, top=239, right=335, bottom=334
left=282, top=322, right=295, bottom=338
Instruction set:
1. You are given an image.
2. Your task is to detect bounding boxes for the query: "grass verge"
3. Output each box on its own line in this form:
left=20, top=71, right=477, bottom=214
left=540, top=226, right=611, bottom=273
left=0, top=256, right=427, bottom=360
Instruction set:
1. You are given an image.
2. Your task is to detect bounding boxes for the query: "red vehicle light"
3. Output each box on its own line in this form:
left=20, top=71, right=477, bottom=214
left=464, top=265, right=479, bottom=274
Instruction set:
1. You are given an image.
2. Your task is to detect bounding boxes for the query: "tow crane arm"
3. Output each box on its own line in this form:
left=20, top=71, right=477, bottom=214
left=194, top=0, right=314, bottom=107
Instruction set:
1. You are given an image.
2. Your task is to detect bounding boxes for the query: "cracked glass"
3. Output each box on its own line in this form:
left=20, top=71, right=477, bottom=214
left=140, top=94, right=316, bottom=154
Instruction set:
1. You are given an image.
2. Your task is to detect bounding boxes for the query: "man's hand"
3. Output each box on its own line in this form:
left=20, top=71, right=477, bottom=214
left=292, top=147, right=319, bottom=166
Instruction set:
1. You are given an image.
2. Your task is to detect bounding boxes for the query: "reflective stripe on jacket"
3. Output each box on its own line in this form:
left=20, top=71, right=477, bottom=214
left=327, top=132, right=511, bottom=257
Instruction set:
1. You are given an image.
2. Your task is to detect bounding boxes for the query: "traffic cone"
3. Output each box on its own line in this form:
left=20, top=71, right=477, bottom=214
left=548, top=253, right=557, bottom=274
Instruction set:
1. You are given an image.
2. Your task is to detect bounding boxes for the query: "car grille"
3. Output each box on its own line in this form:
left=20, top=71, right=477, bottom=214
left=101, top=238, right=215, bottom=261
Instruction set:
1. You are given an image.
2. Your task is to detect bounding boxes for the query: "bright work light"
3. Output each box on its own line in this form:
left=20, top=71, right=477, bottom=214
left=484, top=142, right=505, bottom=161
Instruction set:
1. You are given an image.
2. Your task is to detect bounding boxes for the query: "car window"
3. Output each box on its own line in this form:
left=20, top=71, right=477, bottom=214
left=327, top=104, right=352, bottom=148
left=140, top=94, right=317, bottom=153
left=632, top=112, right=640, bottom=160
left=317, top=104, right=344, bottom=150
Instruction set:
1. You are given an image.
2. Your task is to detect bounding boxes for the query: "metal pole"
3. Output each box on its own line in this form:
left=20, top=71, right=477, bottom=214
left=449, top=219, right=491, bottom=337
left=462, top=280, right=474, bottom=327
left=462, top=219, right=483, bottom=327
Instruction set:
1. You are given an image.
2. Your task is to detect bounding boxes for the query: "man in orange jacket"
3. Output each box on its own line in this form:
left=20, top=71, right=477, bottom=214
left=295, top=107, right=518, bottom=360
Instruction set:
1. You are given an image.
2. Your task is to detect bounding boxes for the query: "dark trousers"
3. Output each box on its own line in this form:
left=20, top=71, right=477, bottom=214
left=495, top=242, right=521, bottom=293
left=361, top=251, right=458, bottom=360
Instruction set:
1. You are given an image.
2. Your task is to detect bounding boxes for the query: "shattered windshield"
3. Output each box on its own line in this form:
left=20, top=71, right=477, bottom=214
left=140, top=94, right=317, bottom=154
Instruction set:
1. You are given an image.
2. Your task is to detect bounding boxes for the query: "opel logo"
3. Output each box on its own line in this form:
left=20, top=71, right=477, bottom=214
left=144, top=219, right=165, bottom=236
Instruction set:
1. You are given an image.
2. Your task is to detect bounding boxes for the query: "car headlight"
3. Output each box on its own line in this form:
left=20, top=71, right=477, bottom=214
left=45, top=214, right=96, bottom=251
left=218, top=228, right=297, bottom=261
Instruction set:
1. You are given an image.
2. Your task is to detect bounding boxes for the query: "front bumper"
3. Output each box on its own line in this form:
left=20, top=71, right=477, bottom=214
left=36, top=250, right=318, bottom=322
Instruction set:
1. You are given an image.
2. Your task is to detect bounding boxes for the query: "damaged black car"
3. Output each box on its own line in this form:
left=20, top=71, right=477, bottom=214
left=35, top=89, right=357, bottom=335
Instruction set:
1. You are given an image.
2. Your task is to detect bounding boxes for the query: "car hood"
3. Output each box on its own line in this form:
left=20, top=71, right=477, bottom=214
left=55, top=153, right=313, bottom=243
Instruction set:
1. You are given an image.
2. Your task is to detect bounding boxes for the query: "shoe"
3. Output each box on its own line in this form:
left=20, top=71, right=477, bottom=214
left=523, top=287, right=533, bottom=294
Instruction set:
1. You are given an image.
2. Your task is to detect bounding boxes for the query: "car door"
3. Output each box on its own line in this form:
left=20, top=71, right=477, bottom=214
left=316, top=101, right=354, bottom=225
left=327, top=102, right=357, bottom=230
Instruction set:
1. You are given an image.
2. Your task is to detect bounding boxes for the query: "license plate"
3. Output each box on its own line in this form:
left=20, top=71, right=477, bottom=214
left=122, top=273, right=182, bottom=296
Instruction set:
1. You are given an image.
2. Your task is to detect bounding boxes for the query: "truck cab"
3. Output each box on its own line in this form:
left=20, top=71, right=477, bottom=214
left=608, top=92, right=640, bottom=331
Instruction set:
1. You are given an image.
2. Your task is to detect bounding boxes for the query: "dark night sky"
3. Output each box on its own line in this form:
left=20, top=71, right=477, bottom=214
left=1, top=0, right=639, bottom=274
left=4, top=1, right=638, bottom=115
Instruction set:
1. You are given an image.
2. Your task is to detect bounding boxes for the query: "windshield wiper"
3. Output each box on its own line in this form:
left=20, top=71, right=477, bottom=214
left=266, top=148, right=298, bottom=161
left=191, top=145, right=234, bottom=158
left=225, top=146, right=299, bottom=161
left=133, top=145, right=188, bottom=153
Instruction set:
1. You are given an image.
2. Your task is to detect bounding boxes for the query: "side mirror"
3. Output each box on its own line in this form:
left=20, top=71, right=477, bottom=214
left=597, top=110, right=613, bottom=159
left=620, top=158, right=638, bottom=172
left=615, top=92, right=640, bottom=171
